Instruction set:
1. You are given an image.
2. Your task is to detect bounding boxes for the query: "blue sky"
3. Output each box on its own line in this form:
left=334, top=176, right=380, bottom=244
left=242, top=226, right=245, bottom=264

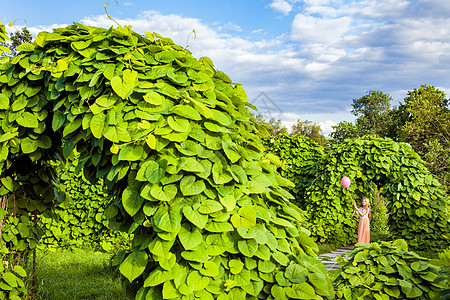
left=2, top=0, right=450, bottom=134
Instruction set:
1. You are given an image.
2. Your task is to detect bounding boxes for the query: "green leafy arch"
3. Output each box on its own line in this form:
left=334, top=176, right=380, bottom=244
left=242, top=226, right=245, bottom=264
left=0, top=23, right=334, bottom=299
left=303, top=137, right=449, bottom=249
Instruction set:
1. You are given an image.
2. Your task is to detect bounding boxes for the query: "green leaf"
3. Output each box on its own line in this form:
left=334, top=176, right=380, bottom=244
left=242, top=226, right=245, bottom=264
left=271, top=285, right=288, bottom=300
left=119, top=251, right=148, bottom=282
left=230, top=206, right=256, bottom=228
left=144, top=91, right=163, bottom=105
left=38, top=135, right=52, bottom=149
left=258, top=260, right=276, bottom=273
left=1, top=177, right=13, bottom=192
left=285, top=264, right=308, bottom=284
left=178, top=223, right=203, bottom=250
left=198, top=200, right=223, bottom=214
left=183, top=206, right=208, bottom=229
left=144, top=267, right=172, bottom=287
left=21, top=137, right=38, bottom=154
left=153, top=205, right=181, bottom=232
left=52, top=110, right=66, bottom=131
left=180, top=176, right=205, bottom=196
left=90, top=113, right=106, bottom=138
left=150, top=184, right=178, bottom=202
left=157, top=252, right=176, bottom=271
left=16, top=112, right=39, bottom=128
left=12, top=97, right=27, bottom=111
left=119, top=144, right=144, bottom=161
left=286, top=282, right=316, bottom=299
left=2, top=272, right=18, bottom=288
left=122, top=182, right=144, bottom=217
left=62, top=118, right=82, bottom=136
left=200, top=261, right=219, bottom=277
left=179, top=157, right=205, bottom=173
left=229, top=259, right=244, bottom=274
left=145, top=160, right=168, bottom=184
left=0, top=94, right=8, bottom=110
left=0, top=131, right=18, bottom=143
left=212, top=163, right=233, bottom=185
left=204, top=221, right=233, bottom=233
left=162, top=281, right=182, bottom=298
left=410, top=261, right=428, bottom=272
left=13, top=266, right=27, bottom=278
left=111, top=69, right=138, bottom=99
left=176, top=140, right=198, bottom=156
left=272, top=251, right=289, bottom=266
left=219, top=194, right=236, bottom=212
left=172, top=104, right=202, bottom=121
left=210, top=109, right=231, bottom=126
left=167, top=116, right=191, bottom=133
left=238, top=239, right=258, bottom=257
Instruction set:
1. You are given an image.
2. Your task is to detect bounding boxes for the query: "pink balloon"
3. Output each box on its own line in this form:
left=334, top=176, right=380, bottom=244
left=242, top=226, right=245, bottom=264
left=341, top=177, right=351, bottom=189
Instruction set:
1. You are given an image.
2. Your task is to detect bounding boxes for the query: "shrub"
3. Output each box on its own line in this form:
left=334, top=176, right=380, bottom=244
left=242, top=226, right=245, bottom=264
left=431, top=248, right=450, bottom=299
left=334, top=239, right=447, bottom=299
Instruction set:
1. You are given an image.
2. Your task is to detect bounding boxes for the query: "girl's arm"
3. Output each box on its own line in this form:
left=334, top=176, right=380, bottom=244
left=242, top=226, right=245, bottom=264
left=359, top=207, right=369, bottom=216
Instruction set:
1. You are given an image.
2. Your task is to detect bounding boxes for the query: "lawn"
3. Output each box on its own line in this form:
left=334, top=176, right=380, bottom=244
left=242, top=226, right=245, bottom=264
left=32, top=248, right=128, bottom=300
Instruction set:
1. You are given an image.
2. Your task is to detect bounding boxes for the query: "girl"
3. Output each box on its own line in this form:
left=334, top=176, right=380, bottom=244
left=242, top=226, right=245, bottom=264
left=350, top=197, right=371, bottom=243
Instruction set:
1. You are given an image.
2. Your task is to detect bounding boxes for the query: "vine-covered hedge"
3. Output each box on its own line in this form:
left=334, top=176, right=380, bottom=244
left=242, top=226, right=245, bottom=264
left=334, top=240, right=447, bottom=299
left=1, top=20, right=53, bottom=299
left=0, top=22, right=334, bottom=299
left=261, top=134, right=323, bottom=208
left=304, top=138, right=449, bottom=249
left=39, top=160, right=128, bottom=250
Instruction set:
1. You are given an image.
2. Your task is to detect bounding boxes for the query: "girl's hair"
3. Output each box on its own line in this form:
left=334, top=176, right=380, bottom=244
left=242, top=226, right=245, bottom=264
left=361, top=198, right=371, bottom=221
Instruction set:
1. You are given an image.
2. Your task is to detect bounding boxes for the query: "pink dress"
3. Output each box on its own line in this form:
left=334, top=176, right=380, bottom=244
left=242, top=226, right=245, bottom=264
left=357, top=208, right=370, bottom=243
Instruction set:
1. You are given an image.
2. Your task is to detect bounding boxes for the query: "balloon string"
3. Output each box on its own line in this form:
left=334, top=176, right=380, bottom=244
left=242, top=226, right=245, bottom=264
left=346, top=189, right=357, bottom=206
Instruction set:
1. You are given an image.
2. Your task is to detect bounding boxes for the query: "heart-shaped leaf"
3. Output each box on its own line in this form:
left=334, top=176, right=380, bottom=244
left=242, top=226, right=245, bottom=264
left=119, top=251, right=148, bottom=282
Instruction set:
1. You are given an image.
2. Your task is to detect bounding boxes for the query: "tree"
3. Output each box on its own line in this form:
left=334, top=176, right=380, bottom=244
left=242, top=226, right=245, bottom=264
left=0, top=27, right=33, bottom=56
left=351, top=90, right=393, bottom=137
left=291, top=119, right=325, bottom=145
left=329, top=121, right=361, bottom=144
left=399, top=85, right=450, bottom=191
left=251, top=114, right=288, bottom=137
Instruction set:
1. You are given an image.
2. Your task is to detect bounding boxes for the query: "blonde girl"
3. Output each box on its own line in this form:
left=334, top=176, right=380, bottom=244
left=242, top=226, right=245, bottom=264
left=350, top=197, right=371, bottom=243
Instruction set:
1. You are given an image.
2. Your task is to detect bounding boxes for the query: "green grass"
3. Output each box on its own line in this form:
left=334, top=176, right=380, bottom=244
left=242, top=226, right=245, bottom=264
left=32, top=248, right=129, bottom=300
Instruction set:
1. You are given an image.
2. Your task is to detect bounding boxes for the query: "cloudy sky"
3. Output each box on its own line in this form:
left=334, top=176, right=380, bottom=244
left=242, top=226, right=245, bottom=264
left=2, top=0, right=450, bottom=135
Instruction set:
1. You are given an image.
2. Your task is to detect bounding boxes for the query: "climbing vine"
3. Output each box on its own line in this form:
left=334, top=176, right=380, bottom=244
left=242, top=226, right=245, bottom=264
left=0, top=23, right=334, bottom=299
left=304, top=137, right=449, bottom=249
left=39, top=158, right=129, bottom=251
left=261, top=134, right=323, bottom=208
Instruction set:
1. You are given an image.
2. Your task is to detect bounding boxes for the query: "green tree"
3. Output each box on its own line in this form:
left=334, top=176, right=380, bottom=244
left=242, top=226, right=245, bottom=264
left=251, top=113, right=288, bottom=137
left=0, top=27, right=32, bottom=56
left=400, top=85, right=450, bottom=190
left=329, top=121, right=361, bottom=144
left=329, top=90, right=393, bottom=145
left=291, top=119, right=325, bottom=145
left=351, top=90, right=393, bottom=137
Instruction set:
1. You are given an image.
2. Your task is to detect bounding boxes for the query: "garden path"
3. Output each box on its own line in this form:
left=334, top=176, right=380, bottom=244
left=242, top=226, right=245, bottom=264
left=318, top=245, right=354, bottom=271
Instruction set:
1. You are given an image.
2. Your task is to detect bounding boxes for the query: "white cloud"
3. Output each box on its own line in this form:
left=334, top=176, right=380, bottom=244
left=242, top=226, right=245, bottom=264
left=269, top=0, right=293, bottom=15
left=21, top=1, right=450, bottom=129
left=291, top=15, right=353, bottom=45
left=216, top=22, right=243, bottom=33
